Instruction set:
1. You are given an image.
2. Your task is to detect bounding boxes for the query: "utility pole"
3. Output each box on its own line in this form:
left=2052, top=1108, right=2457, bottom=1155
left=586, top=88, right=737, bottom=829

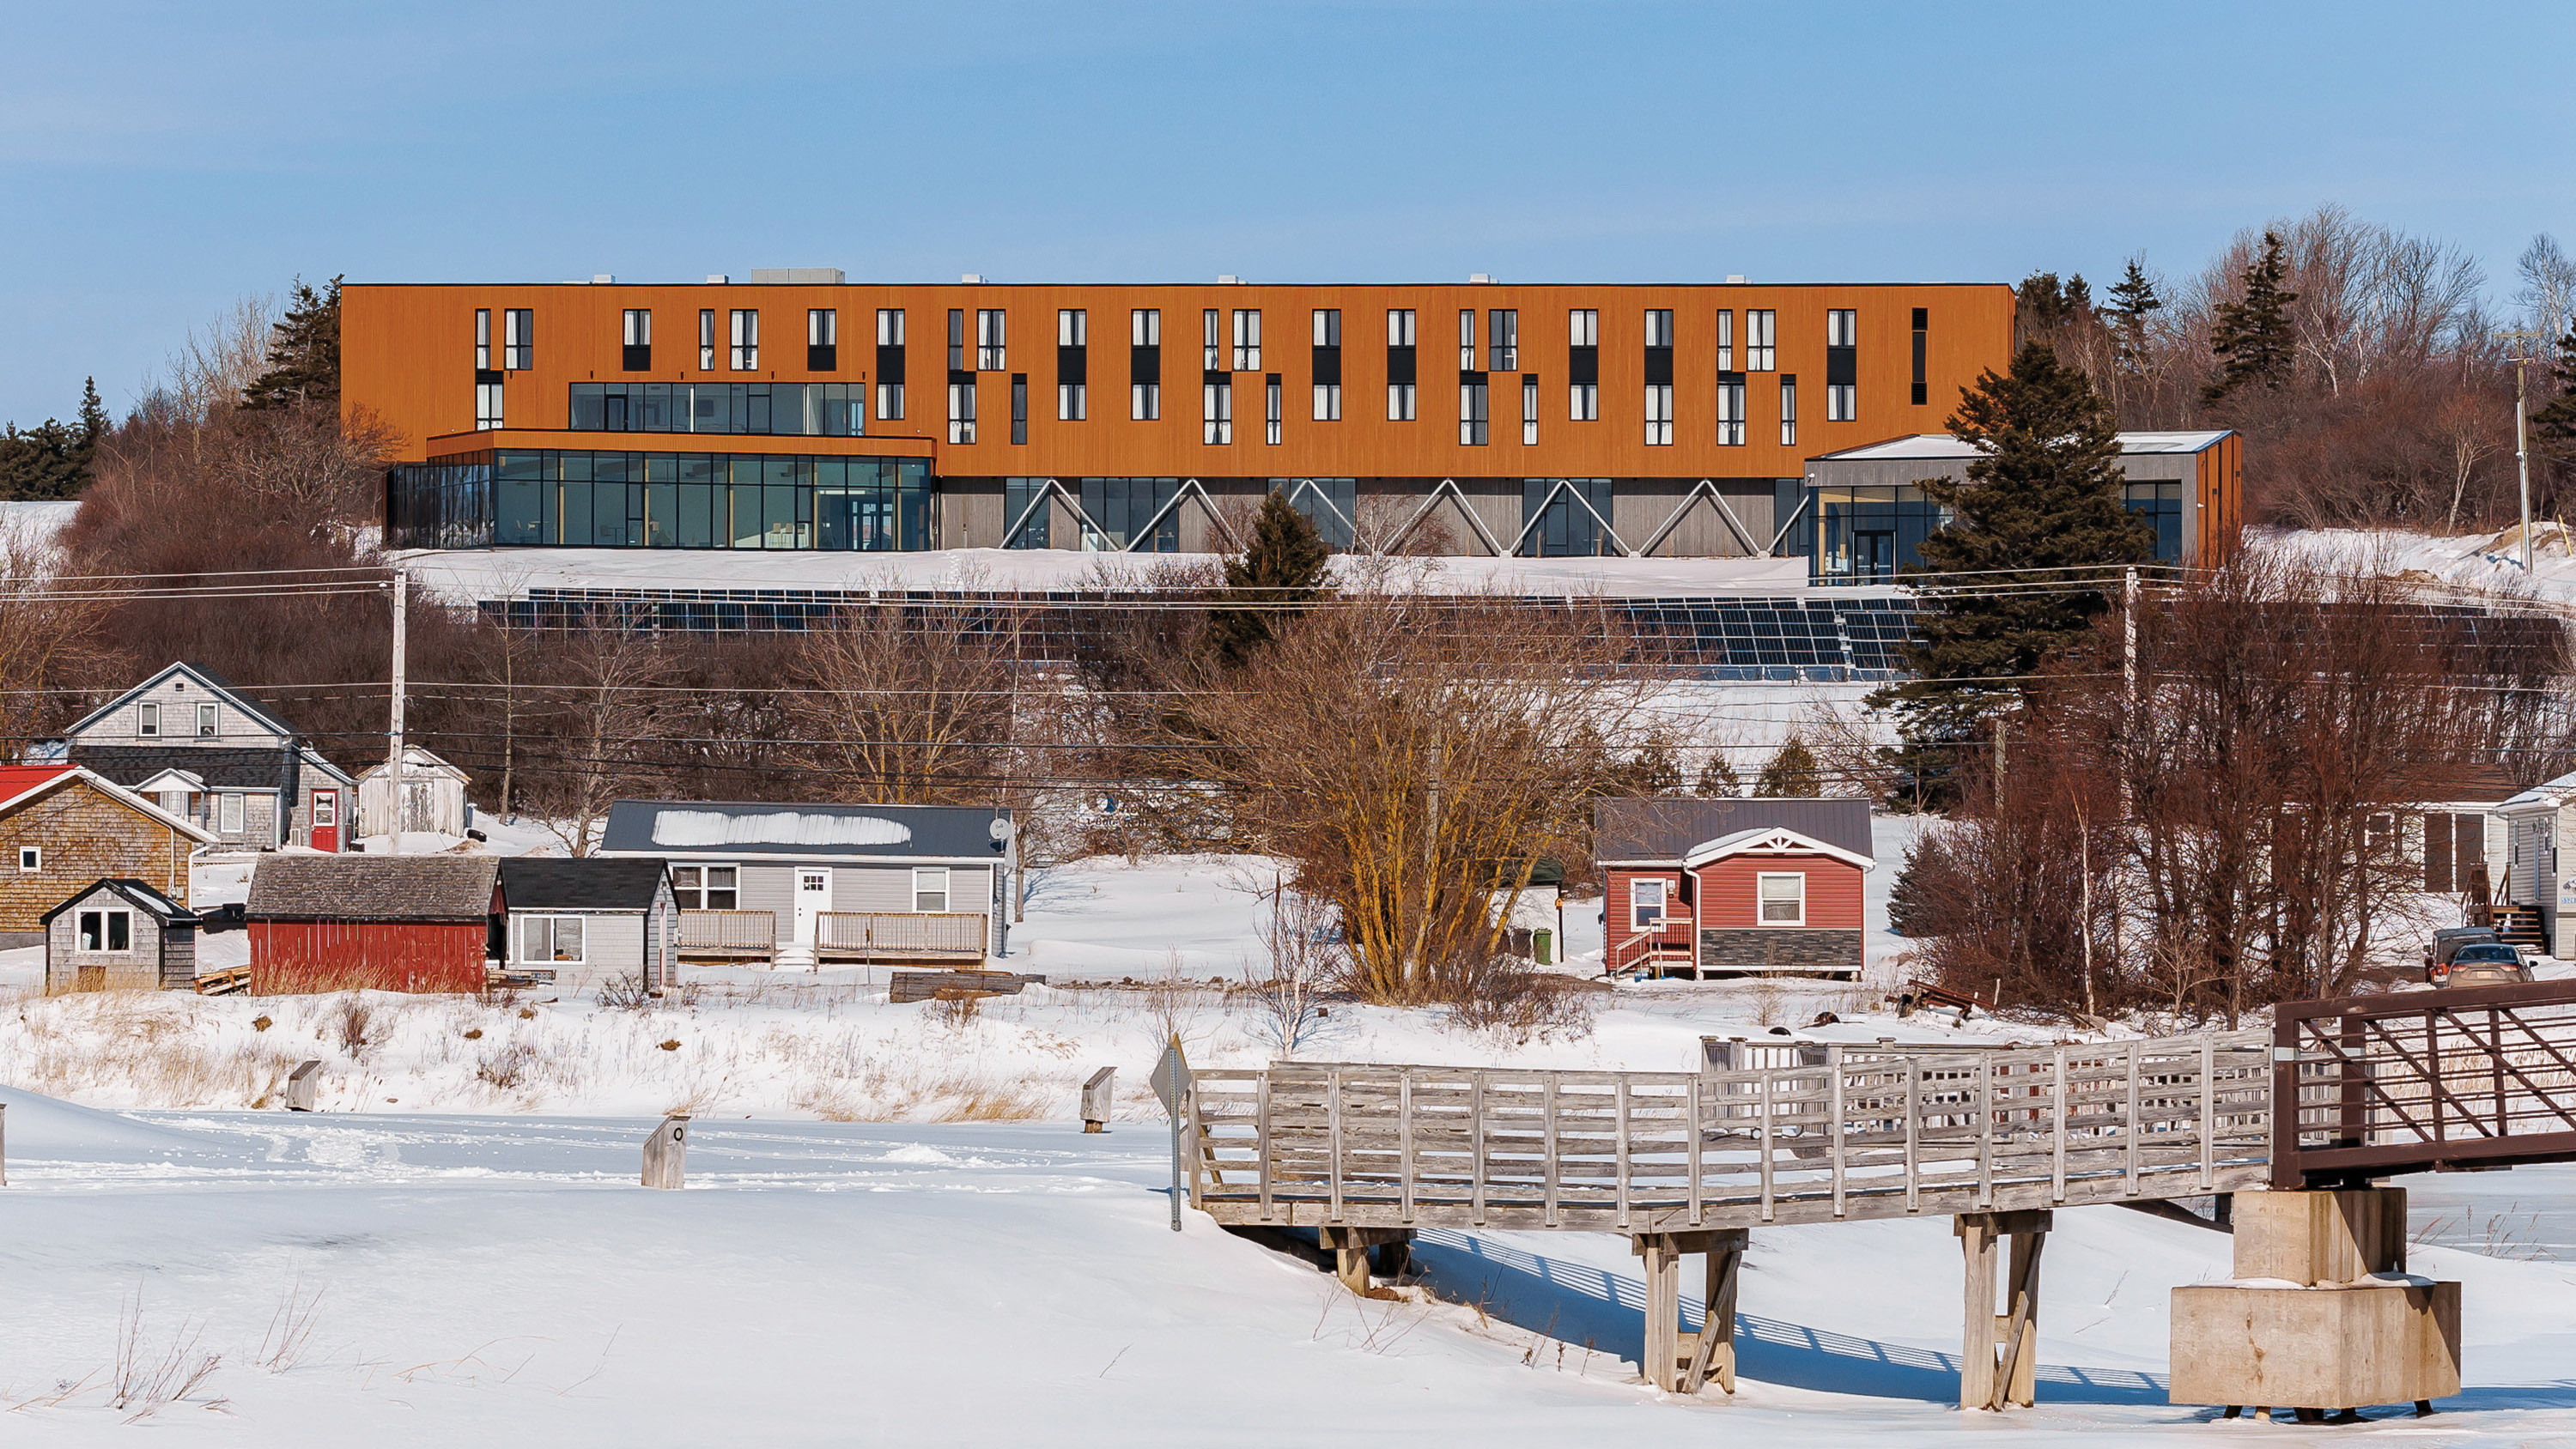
left=2123, top=567, right=2140, bottom=707
left=2505, top=330, right=2543, bottom=573
left=388, top=568, right=408, bottom=854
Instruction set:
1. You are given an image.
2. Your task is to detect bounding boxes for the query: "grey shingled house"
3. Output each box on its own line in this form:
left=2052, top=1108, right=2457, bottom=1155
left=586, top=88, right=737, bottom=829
left=43, top=878, right=199, bottom=991
left=65, top=661, right=358, bottom=852
left=498, top=857, right=676, bottom=994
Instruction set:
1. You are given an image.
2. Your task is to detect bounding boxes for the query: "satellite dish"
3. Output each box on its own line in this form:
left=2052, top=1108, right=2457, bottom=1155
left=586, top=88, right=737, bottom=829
left=987, top=815, right=1014, bottom=845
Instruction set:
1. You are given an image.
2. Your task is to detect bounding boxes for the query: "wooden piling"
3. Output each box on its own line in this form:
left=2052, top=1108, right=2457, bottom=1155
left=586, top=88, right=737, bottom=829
left=642, top=1114, right=690, bottom=1189
left=1957, top=1210, right=2050, bottom=1410
left=1632, top=1229, right=1747, bottom=1395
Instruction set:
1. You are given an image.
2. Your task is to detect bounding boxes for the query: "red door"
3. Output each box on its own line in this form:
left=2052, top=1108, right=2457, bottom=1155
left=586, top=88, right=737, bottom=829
left=311, top=790, right=339, bottom=852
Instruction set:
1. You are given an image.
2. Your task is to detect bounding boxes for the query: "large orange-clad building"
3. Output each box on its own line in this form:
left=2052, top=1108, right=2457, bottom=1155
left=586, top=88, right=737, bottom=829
left=356, top=272, right=2024, bottom=565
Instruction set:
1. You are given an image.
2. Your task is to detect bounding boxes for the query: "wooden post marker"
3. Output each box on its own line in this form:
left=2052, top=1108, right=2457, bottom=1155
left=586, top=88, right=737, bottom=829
left=1632, top=1229, right=1747, bottom=1394
left=642, top=1114, right=690, bottom=1189
left=1082, top=1067, right=1115, bottom=1133
left=286, top=1060, right=323, bottom=1113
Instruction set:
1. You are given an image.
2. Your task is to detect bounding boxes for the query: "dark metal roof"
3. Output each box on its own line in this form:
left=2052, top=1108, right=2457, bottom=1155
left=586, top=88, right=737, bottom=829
left=72, top=745, right=300, bottom=791
left=247, top=855, right=501, bottom=921
left=1594, top=797, right=1876, bottom=864
left=599, top=799, right=1014, bottom=859
left=500, top=857, right=670, bottom=911
left=40, top=877, right=198, bottom=925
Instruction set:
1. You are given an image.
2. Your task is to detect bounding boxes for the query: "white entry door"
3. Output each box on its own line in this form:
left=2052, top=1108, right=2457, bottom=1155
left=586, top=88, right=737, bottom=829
left=793, top=869, right=832, bottom=946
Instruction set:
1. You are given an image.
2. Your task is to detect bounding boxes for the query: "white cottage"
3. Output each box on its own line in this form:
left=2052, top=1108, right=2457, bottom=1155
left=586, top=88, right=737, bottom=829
left=598, top=799, right=1014, bottom=970
left=2494, top=770, right=2576, bottom=957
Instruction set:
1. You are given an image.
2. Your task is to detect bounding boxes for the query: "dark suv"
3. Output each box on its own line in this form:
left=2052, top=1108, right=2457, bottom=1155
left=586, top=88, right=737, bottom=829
left=2430, top=941, right=2534, bottom=987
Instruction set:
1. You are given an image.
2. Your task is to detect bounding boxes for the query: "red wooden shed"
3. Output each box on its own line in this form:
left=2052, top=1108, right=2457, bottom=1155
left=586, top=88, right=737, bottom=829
left=246, top=854, right=503, bottom=993
left=1595, top=797, right=1875, bottom=980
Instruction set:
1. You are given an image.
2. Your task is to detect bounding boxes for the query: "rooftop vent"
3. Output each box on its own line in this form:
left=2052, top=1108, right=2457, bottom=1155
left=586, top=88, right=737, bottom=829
left=961, top=273, right=987, bottom=284
left=1469, top=273, right=1496, bottom=283
left=1217, top=274, right=1245, bottom=284
left=750, top=268, right=845, bottom=285
left=1726, top=274, right=1747, bottom=284
left=593, top=273, right=616, bottom=284
left=707, top=274, right=729, bottom=284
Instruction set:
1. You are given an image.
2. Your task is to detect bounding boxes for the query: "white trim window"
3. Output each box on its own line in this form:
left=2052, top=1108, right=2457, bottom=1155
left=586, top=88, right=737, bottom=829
left=670, top=864, right=739, bottom=910
left=519, top=914, right=586, bottom=964
left=476, top=379, right=504, bottom=430
left=77, top=908, right=134, bottom=953
left=977, top=309, right=1006, bottom=370
left=950, top=380, right=978, bottom=443
left=1522, top=376, right=1538, bottom=445
left=1779, top=374, right=1798, bottom=446
left=1457, top=309, right=1476, bottom=372
left=503, top=308, right=534, bottom=370
left=700, top=308, right=717, bottom=369
left=475, top=308, right=492, bottom=370
left=1232, top=309, right=1261, bottom=371
left=1265, top=374, right=1282, bottom=446
left=914, top=867, right=951, bottom=912
left=1715, top=309, right=1734, bottom=372
left=1630, top=877, right=1667, bottom=931
left=730, top=309, right=759, bottom=370
left=219, top=793, right=244, bottom=834
left=1203, top=379, right=1232, bottom=444
left=1747, top=309, right=1776, bottom=371
left=197, top=702, right=217, bottom=737
left=1716, top=379, right=1746, bottom=446
left=1314, top=381, right=1340, bottom=421
left=1388, top=381, right=1416, bottom=421
left=1758, top=872, right=1806, bottom=925
left=1643, top=384, right=1674, bottom=446
left=17, top=846, right=39, bottom=872
left=136, top=702, right=159, bottom=737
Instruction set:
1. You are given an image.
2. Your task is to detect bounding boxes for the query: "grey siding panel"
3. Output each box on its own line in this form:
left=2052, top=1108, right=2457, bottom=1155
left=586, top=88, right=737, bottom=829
left=161, top=927, right=196, bottom=989
left=738, top=864, right=794, bottom=929
left=835, top=864, right=913, bottom=912
left=75, top=679, right=293, bottom=750
left=245, top=793, right=280, bottom=847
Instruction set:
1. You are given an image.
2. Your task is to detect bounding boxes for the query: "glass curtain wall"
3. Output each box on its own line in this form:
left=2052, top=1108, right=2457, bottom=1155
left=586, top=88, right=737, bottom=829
left=394, top=450, right=931, bottom=550
left=567, top=382, right=867, bottom=436
left=1807, top=485, right=1952, bottom=584
left=1077, top=477, right=1180, bottom=551
left=1519, top=477, right=1616, bottom=556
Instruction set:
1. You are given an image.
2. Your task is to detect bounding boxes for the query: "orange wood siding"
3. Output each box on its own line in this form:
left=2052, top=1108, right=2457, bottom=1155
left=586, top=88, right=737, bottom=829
left=345, top=281, right=2016, bottom=476
left=1691, top=854, right=1863, bottom=929
left=2196, top=432, right=2245, bottom=562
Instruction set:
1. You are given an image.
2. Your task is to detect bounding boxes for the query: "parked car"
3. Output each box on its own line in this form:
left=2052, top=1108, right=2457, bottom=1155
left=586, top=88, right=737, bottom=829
left=2423, top=926, right=2501, bottom=982
left=2428, top=941, right=2534, bottom=987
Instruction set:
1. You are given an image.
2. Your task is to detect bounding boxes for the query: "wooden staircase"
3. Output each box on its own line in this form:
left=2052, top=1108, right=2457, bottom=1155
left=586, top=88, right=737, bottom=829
left=2492, top=905, right=2549, bottom=955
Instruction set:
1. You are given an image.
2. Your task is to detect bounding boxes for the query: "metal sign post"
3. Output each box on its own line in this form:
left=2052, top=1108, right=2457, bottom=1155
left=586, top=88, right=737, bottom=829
left=1151, top=1037, right=1194, bottom=1233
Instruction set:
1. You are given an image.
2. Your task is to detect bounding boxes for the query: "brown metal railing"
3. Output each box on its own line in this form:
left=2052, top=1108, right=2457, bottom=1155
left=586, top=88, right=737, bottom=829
left=2271, top=977, right=2576, bottom=1186
left=675, top=909, right=776, bottom=955
left=816, top=911, right=987, bottom=961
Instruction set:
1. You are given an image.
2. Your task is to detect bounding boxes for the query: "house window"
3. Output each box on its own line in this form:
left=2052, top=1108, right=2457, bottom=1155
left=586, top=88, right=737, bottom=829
left=17, top=846, right=38, bottom=872
left=1387, top=382, right=1416, bottom=421
left=77, top=909, right=132, bottom=953
left=1460, top=379, right=1489, bottom=445
left=1828, top=308, right=1858, bottom=347
left=1386, top=308, right=1417, bottom=421
left=808, top=309, right=837, bottom=372
left=1312, top=307, right=1342, bottom=421
left=1130, top=307, right=1161, bottom=420
left=1759, top=872, right=1806, bottom=925
left=1631, top=878, right=1666, bottom=931
left=1715, top=310, right=1734, bottom=372
left=949, top=310, right=967, bottom=371
left=729, top=309, right=759, bottom=370
left=1457, top=309, right=1476, bottom=371
left=137, top=702, right=159, bottom=737
left=1203, top=379, right=1232, bottom=444
left=1747, top=310, right=1776, bottom=371
left=1644, top=308, right=1674, bottom=349
left=1643, top=384, right=1674, bottom=446
left=950, top=379, right=978, bottom=443
left=220, top=793, right=243, bottom=834
left=1265, top=374, right=1282, bottom=446
left=475, top=309, right=492, bottom=370
left=503, top=309, right=533, bottom=370
left=977, top=309, right=1006, bottom=370
left=700, top=308, right=717, bottom=369
left=1232, top=310, right=1261, bottom=371
left=1828, top=382, right=1856, bottom=422
left=1312, top=309, right=1341, bottom=346
left=1488, top=309, right=1518, bottom=371
left=1202, top=308, right=1222, bottom=371
left=1827, top=307, right=1857, bottom=420
left=1522, top=376, right=1538, bottom=445
left=877, top=381, right=906, bottom=421
left=914, top=867, right=951, bottom=912
left=1060, top=379, right=1086, bottom=421
left=623, top=309, right=653, bottom=371
left=1132, top=381, right=1160, bottom=420
left=1388, top=306, right=1420, bottom=343
left=1058, top=309, right=1087, bottom=421
left=1569, top=308, right=1599, bottom=421
left=313, top=791, right=335, bottom=828
left=1780, top=374, right=1798, bottom=446
left=1716, top=379, right=1746, bottom=446
left=1060, top=308, right=1087, bottom=347
left=520, top=915, right=586, bottom=964
left=1314, top=381, right=1340, bottom=421
left=671, top=865, right=738, bottom=910
left=476, top=380, right=504, bottom=430
left=197, top=703, right=216, bottom=737
left=1011, top=374, right=1029, bottom=445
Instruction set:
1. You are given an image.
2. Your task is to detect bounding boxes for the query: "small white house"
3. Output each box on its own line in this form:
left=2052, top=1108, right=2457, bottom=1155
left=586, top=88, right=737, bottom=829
left=356, top=746, right=473, bottom=840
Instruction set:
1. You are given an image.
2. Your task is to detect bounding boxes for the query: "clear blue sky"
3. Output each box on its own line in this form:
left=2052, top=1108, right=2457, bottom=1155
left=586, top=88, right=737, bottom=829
left=6, top=0, right=2572, bottom=425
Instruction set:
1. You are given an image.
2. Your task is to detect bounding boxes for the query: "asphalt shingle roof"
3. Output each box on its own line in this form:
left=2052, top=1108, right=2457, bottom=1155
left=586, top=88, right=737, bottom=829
left=247, top=855, right=500, bottom=921
left=499, top=858, right=668, bottom=912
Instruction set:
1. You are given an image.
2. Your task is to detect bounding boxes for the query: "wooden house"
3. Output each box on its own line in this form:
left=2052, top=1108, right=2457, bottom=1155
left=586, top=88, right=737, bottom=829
left=65, top=662, right=357, bottom=852
left=356, top=745, right=474, bottom=840
left=0, top=763, right=217, bottom=947
left=42, top=878, right=198, bottom=991
left=598, top=799, right=1014, bottom=970
left=246, top=854, right=504, bottom=993
left=497, top=857, right=675, bottom=994
left=1595, top=797, right=1875, bottom=979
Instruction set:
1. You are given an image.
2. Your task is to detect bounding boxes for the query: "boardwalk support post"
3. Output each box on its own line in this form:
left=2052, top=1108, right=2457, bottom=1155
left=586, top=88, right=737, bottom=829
left=1316, top=1227, right=1413, bottom=1295
left=1631, top=1228, right=1747, bottom=1394
left=1956, top=1209, right=2050, bottom=1410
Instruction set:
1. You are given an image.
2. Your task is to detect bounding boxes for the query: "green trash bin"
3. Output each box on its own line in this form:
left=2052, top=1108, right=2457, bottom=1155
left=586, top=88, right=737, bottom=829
left=1534, top=928, right=1553, bottom=966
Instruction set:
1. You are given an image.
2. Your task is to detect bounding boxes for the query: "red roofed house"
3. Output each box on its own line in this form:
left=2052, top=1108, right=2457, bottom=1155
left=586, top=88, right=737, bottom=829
left=0, top=764, right=219, bottom=949
left=1594, top=797, right=1875, bottom=980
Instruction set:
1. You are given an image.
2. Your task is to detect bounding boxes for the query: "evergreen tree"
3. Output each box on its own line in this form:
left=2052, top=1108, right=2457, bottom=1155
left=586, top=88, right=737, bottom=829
left=2104, top=257, right=2163, bottom=373
left=2534, top=322, right=2576, bottom=450
left=2202, top=231, right=2297, bottom=406
left=0, top=376, right=110, bottom=500
left=1867, top=341, right=2152, bottom=803
left=1694, top=749, right=1741, bottom=797
left=242, top=275, right=344, bottom=409
left=2015, top=271, right=2093, bottom=339
left=1206, top=488, right=1332, bottom=666
left=1756, top=737, right=1822, bottom=797
left=1621, top=742, right=1682, bottom=796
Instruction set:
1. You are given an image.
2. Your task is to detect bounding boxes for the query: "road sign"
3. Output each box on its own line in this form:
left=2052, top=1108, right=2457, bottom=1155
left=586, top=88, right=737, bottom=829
left=1153, top=1038, right=1193, bottom=1232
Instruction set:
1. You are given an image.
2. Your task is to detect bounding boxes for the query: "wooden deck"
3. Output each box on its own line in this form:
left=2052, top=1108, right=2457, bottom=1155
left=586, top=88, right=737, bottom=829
left=1188, top=1035, right=2275, bottom=1233
left=817, top=911, right=987, bottom=964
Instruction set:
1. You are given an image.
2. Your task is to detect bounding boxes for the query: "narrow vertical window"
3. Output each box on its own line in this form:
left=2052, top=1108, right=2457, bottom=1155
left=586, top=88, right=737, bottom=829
left=1057, top=308, right=1087, bottom=421
left=976, top=309, right=1005, bottom=370
left=1779, top=374, right=1798, bottom=446
left=1232, top=310, right=1261, bottom=370
left=1460, top=379, right=1489, bottom=445
left=950, top=379, right=977, bottom=443
left=948, top=309, right=966, bottom=373
left=729, top=309, right=759, bottom=370
left=1129, top=307, right=1161, bottom=420
left=875, top=308, right=906, bottom=420
left=1385, top=308, right=1417, bottom=421
left=1644, top=384, right=1674, bottom=445
left=476, top=379, right=504, bottom=429
left=1265, top=373, right=1282, bottom=445
left=1311, top=308, right=1341, bottom=420
left=623, top=309, right=653, bottom=371
left=503, top=308, right=534, bottom=370
left=1011, top=374, right=1028, bottom=445
left=1522, top=376, right=1538, bottom=445
left=1716, top=379, right=1745, bottom=446
left=1488, top=309, right=1518, bottom=371
left=700, top=308, right=717, bottom=369
left=1826, top=308, right=1857, bottom=421
left=1715, top=310, right=1733, bottom=373
left=1911, top=306, right=1929, bottom=406
left=1457, top=309, right=1476, bottom=371
left=1568, top=308, right=1599, bottom=420
left=1643, top=309, right=1674, bottom=444
left=1203, top=308, right=1222, bottom=371
left=1203, top=377, right=1232, bottom=444
left=474, top=308, right=492, bottom=369
left=807, top=309, right=837, bottom=371
left=1747, top=309, right=1776, bottom=371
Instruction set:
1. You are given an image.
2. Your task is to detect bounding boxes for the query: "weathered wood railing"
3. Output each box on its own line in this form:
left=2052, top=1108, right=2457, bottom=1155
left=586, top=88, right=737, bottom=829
left=675, top=909, right=776, bottom=955
left=2274, top=977, right=2576, bottom=1186
left=817, top=911, right=987, bottom=961
left=1188, top=1034, right=2272, bottom=1232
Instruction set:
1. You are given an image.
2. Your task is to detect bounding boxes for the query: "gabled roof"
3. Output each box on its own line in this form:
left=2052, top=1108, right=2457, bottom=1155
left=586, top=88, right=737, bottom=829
left=599, top=799, right=1014, bottom=860
left=133, top=767, right=210, bottom=794
left=247, top=854, right=501, bottom=921
left=62, top=662, right=301, bottom=742
left=41, top=877, right=197, bottom=925
left=1595, top=797, right=1874, bottom=864
left=500, top=857, right=669, bottom=911
left=0, top=763, right=220, bottom=844
left=355, top=745, right=471, bottom=785
left=1681, top=826, right=1875, bottom=872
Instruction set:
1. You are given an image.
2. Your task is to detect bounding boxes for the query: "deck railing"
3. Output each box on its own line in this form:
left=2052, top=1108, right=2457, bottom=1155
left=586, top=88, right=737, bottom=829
left=817, top=911, right=987, bottom=961
left=675, top=909, right=776, bottom=955
left=1188, top=1034, right=2273, bottom=1233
